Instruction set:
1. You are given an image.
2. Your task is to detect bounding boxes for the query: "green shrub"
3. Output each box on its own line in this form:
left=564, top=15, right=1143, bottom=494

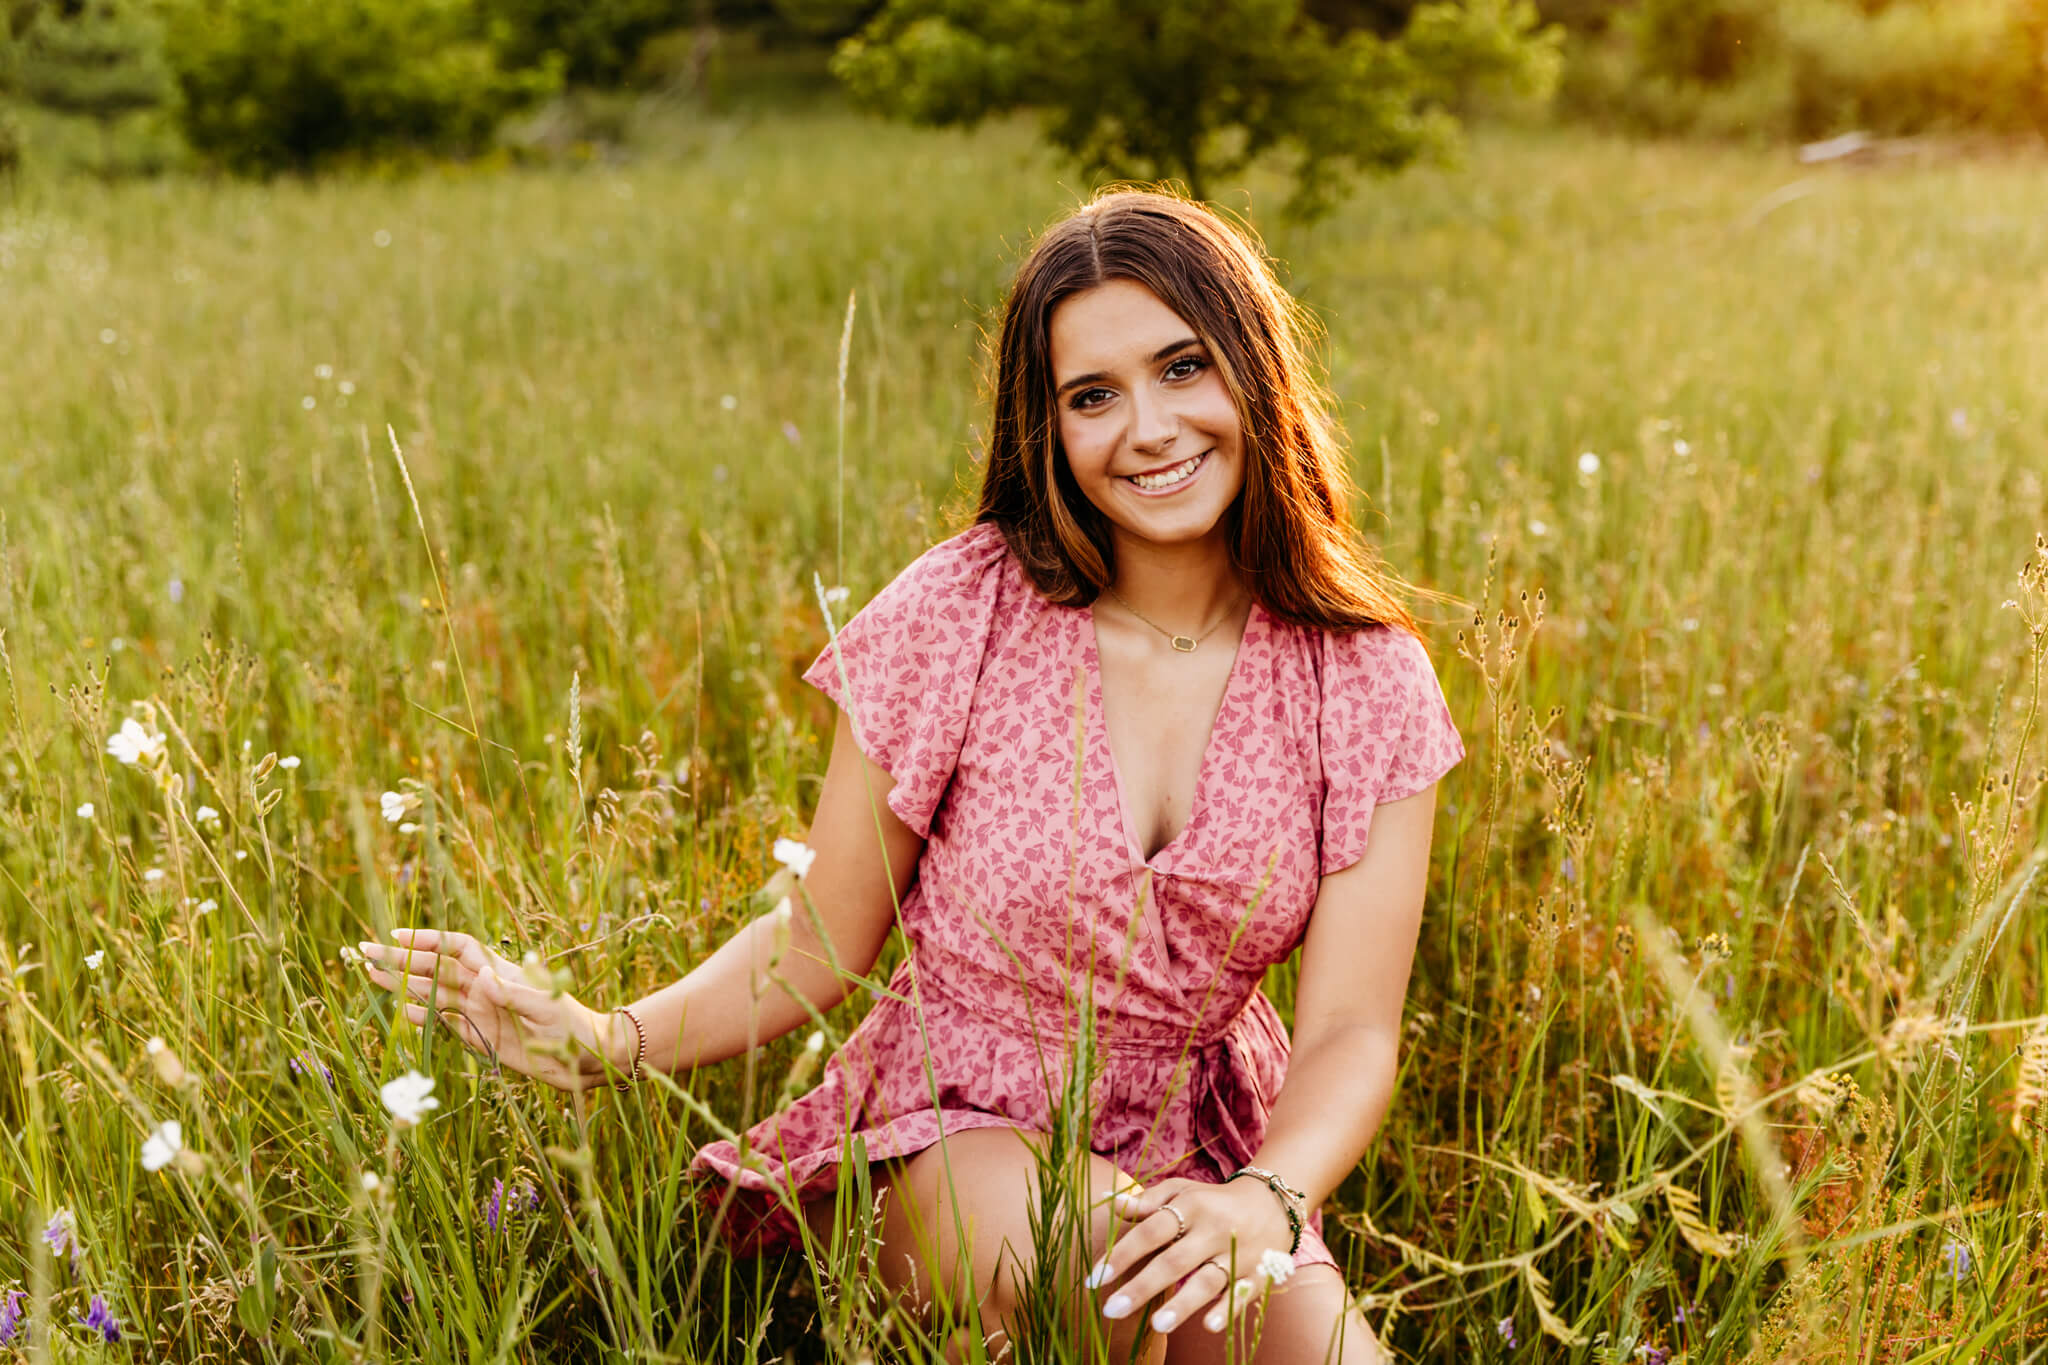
left=1563, top=0, right=2048, bottom=139
left=1778, top=0, right=2048, bottom=137
left=491, top=0, right=691, bottom=86
left=158, top=0, right=562, bottom=175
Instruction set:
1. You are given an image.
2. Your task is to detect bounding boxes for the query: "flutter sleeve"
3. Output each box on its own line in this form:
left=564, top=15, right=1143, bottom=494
left=1316, top=623, right=1465, bottom=876
left=800, top=522, right=1008, bottom=840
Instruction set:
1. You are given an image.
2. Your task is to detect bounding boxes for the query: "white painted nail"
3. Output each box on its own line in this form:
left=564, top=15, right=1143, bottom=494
left=1084, top=1260, right=1109, bottom=1289
left=1103, top=1293, right=1132, bottom=1319
left=1151, top=1308, right=1178, bottom=1333
left=1205, top=1311, right=1225, bottom=1332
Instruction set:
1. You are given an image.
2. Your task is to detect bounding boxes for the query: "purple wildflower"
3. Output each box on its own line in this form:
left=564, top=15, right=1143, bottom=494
left=41, top=1209, right=81, bottom=1278
left=0, top=1289, right=25, bottom=1345
left=74, top=1292, right=119, bottom=1344
left=1497, top=1315, right=1517, bottom=1347
left=1941, top=1238, right=1972, bottom=1279
left=288, top=1051, right=334, bottom=1085
left=1639, top=1349, right=1670, bottom=1365
left=485, top=1177, right=542, bottom=1231
left=1560, top=856, right=1576, bottom=883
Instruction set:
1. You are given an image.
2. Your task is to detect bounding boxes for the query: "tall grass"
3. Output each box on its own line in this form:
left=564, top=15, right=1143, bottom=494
left=1, top=106, right=2046, bottom=1360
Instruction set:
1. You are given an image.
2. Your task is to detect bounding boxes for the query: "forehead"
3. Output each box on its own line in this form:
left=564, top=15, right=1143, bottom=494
left=1048, top=279, right=1197, bottom=376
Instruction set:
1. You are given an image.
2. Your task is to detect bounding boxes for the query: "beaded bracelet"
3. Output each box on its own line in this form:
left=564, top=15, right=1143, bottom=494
left=610, top=1006, right=647, bottom=1092
left=1226, top=1164, right=1306, bottom=1256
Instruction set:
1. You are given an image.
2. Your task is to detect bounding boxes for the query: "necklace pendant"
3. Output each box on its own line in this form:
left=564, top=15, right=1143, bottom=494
left=1170, top=635, right=1198, bottom=653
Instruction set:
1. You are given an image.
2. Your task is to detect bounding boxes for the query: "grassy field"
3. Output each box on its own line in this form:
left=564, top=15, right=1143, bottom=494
left=2, top=102, right=2047, bottom=1361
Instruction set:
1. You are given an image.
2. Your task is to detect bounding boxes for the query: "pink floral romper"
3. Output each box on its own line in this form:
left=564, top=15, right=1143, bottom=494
left=691, top=521, right=1465, bottom=1268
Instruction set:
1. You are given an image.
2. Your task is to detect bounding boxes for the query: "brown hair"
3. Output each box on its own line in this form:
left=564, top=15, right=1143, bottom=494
left=974, top=185, right=1420, bottom=637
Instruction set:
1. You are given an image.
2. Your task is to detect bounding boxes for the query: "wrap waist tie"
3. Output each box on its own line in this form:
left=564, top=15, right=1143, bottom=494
left=892, top=952, right=1287, bottom=1178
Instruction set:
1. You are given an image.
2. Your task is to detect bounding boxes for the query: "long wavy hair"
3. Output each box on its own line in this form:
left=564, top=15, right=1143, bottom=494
left=974, top=186, right=1420, bottom=638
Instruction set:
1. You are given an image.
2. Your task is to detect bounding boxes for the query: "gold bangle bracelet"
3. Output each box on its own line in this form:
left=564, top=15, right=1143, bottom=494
left=611, top=1006, right=647, bottom=1091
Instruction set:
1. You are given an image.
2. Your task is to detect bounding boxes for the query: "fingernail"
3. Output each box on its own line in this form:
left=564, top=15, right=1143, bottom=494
left=1084, top=1260, right=1109, bottom=1289
left=1205, top=1312, right=1225, bottom=1332
left=1102, top=1293, right=1131, bottom=1319
left=357, top=942, right=376, bottom=958
left=1150, top=1308, right=1177, bottom=1333
left=1112, top=1192, right=1140, bottom=1211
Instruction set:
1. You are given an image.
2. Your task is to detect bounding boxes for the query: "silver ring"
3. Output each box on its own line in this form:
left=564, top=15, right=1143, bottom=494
left=1200, top=1256, right=1230, bottom=1284
left=1159, top=1201, right=1189, bottom=1243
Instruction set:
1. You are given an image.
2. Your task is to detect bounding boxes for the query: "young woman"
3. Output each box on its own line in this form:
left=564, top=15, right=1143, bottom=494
left=359, top=188, right=1463, bottom=1363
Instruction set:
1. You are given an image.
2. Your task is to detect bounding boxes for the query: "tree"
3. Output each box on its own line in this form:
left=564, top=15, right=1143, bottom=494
left=14, top=0, right=172, bottom=148
left=830, top=0, right=1562, bottom=220
left=491, top=0, right=694, bottom=86
left=156, top=0, right=561, bottom=175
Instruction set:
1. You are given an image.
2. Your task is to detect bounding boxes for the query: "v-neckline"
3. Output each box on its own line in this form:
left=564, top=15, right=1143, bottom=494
left=1083, top=597, right=1262, bottom=873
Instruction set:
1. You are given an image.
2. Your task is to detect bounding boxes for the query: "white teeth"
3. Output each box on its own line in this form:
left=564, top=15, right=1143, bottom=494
left=1130, top=454, right=1203, bottom=490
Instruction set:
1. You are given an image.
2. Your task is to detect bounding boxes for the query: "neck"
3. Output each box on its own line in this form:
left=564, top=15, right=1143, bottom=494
left=1105, top=530, right=1245, bottom=632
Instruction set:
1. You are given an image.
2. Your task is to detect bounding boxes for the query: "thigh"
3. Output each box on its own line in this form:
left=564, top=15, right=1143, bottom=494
left=1163, top=1264, right=1389, bottom=1365
left=799, top=1126, right=1156, bottom=1356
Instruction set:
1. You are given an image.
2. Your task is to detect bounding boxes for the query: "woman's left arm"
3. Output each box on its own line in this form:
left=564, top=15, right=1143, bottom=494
left=1247, top=778, right=1439, bottom=1208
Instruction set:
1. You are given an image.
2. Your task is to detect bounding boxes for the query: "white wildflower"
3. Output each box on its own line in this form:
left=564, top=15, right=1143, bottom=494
left=361, top=1171, right=381, bottom=1192
left=805, top=1031, right=825, bottom=1054
left=146, top=1036, right=165, bottom=1055
left=380, top=791, right=407, bottom=824
left=1257, top=1247, right=1294, bottom=1286
left=823, top=585, right=851, bottom=606
left=85, top=950, right=104, bottom=970
left=1674, top=438, right=1692, bottom=456
left=397, top=822, right=418, bottom=835
left=107, top=718, right=165, bottom=767
left=380, top=1070, right=439, bottom=1127
left=1527, top=519, right=1550, bottom=538
left=278, top=756, right=300, bottom=771
left=719, top=394, right=738, bottom=412
left=194, top=805, right=221, bottom=827
left=76, top=802, right=94, bottom=820
left=140, top=1119, right=182, bottom=1172
left=1577, top=451, right=1601, bottom=476
left=143, top=868, right=165, bottom=884
left=195, top=899, right=217, bottom=915
left=773, top=837, right=817, bottom=879
left=315, top=364, right=334, bottom=380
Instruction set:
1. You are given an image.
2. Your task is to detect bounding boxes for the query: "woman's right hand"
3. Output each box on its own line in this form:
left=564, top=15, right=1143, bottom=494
left=358, top=929, right=616, bottom=1092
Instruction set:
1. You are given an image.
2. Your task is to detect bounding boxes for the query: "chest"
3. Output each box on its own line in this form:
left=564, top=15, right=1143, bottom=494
left=1091, top=607, right=1248, bottom=864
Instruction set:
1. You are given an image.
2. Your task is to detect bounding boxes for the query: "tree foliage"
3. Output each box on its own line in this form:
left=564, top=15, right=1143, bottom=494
left=830, top=0, right=1561, bottom=220
left=491, top=0, right=694, bottom=86
left=156, top=0, right=561, bottom=175
left=14, top=0, right=172, bottom=126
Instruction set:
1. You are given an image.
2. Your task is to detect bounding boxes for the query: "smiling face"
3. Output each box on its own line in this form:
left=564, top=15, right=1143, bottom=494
left=1049, top=278, right=1246, bottom=561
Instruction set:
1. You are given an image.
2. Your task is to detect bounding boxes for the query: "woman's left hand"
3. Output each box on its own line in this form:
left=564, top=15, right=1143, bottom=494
left=1088, top=1177, right=1298, bottom=1335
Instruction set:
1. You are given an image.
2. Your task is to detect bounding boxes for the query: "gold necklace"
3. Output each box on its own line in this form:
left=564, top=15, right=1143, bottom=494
left=1103, top=584, right=1243, bottom=654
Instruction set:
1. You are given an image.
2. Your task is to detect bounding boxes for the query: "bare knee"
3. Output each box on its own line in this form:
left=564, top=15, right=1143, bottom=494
left=864, top=1127, right=1152, bottom=1356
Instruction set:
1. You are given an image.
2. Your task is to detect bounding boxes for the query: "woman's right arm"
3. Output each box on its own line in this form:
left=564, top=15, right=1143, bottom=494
left=358, top=705, right=926, bottom=1090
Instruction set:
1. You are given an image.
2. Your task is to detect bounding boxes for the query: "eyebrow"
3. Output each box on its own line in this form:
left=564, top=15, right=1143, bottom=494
left=1054, top=337, right=1202, bottom=398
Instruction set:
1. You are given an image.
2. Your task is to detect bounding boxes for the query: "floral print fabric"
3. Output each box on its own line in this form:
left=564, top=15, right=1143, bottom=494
left=691, top=521, right=1465, bottom=1264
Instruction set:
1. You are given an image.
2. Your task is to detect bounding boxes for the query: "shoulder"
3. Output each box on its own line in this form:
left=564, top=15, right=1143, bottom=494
left=894, top=520, right=1011, bottom=594
left=1315, top=622, right=1439, bottom=704
left=815, top=519, right=1007, bottom=658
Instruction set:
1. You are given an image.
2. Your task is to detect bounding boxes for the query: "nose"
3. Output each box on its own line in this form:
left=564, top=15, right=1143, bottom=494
left=1127, top=381, right=1178, bottom=458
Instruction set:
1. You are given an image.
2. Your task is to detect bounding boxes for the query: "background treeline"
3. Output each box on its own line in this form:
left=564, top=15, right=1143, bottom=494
left=0, top=0, right=2044, bottom=179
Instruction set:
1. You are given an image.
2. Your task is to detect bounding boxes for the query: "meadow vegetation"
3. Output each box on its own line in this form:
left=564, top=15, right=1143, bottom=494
left=1, top=106, right=2046, bottom=1360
